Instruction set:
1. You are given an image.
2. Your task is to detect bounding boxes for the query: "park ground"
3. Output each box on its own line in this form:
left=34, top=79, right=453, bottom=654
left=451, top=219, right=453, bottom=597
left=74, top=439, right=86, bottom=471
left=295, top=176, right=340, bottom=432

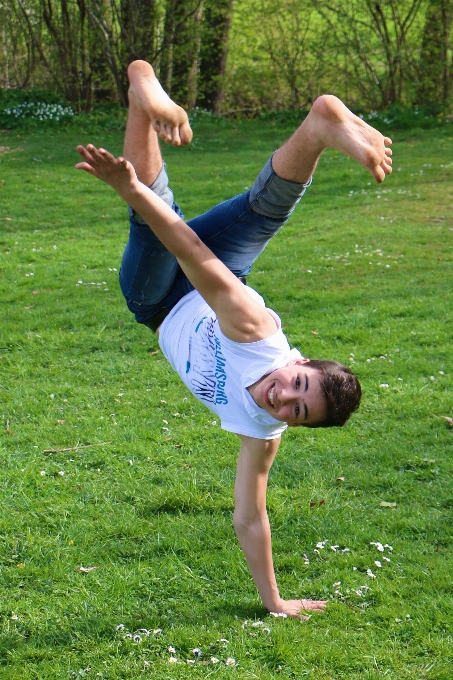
left=0, top=116, right=452, bottom=679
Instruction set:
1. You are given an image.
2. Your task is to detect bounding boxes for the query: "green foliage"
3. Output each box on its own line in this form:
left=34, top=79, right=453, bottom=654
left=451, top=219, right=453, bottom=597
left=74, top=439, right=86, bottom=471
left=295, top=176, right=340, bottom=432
left=0, top=89, right=74, bottom=130
left=359, top=105, right=453, bottom=130
left=0, top=119, right=452, bottom=678
left=2, top=0, right=453, bottom=113
left=0, top=92, right=128, bottom=132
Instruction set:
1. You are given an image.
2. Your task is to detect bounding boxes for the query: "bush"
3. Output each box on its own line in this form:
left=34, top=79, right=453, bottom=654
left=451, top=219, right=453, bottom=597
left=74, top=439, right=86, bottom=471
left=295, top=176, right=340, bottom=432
left=0, top=89, right=75, bottom=129
left=0, top=90, right=128, bottom=132
left=358, top=104, right=452, bottom=131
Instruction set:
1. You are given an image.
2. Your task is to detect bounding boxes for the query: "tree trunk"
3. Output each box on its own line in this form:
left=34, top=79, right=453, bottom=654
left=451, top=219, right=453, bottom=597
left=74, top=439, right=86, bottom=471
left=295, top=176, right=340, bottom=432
left=187, top=0, right=205, bottom=109
left=160, top=0, right=205, bottom=107
left=197, top=0, right=234, bottom=112
left=160, top=0, right=177, bottom=95
left=417, top=0, right=453, bottom=106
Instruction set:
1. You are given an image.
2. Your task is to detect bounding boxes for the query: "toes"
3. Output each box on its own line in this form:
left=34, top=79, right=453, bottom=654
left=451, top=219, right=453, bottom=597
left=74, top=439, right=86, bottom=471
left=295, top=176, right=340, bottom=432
left=163, top=124, right=173, bottom=143
left=158, top=124, right=173, bottom=144
left=171, top=125, right=181, bottom=147
left=180, top=121, right=193, bottom=145
left=374, top=166, right=386, bottom=183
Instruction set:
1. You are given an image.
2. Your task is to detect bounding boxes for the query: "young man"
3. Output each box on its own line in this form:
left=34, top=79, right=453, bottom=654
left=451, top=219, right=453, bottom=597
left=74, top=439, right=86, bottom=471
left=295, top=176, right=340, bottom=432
left=76, top=60, right=392, bottom=619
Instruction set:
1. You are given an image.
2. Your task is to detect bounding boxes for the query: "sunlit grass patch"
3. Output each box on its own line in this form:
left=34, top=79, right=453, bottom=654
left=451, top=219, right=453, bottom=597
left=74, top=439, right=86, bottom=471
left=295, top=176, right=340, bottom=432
left=0, top=119, right=452, bottom=678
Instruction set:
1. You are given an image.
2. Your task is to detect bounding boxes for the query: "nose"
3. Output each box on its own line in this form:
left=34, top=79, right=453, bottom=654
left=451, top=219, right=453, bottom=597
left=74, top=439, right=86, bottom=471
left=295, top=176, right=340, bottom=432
left=279, top=386, right=296, bottom=406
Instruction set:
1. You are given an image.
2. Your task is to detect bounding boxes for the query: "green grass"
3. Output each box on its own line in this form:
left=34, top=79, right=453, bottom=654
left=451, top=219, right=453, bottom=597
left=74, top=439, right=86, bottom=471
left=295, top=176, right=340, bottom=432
left=1, top=117, right=452, bottom=679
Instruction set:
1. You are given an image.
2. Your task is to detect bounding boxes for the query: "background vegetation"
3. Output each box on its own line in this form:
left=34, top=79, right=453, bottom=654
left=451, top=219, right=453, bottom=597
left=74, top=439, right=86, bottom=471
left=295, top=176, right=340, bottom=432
left=1, top=0, right=453, bottom=116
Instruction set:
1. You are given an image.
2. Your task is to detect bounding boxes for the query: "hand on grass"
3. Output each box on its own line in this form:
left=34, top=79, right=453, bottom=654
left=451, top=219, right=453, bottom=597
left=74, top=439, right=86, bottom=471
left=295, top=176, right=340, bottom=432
left=75, top=144, right=139, bottom=200
left=271, top=598, right=328, bottom=621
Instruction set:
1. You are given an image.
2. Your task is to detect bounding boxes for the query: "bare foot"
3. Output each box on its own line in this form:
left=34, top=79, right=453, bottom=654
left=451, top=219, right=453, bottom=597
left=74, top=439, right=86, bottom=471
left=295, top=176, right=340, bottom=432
left=308, top=95, right=392, bottom=183
left=127, top=60, right=193, bottom=147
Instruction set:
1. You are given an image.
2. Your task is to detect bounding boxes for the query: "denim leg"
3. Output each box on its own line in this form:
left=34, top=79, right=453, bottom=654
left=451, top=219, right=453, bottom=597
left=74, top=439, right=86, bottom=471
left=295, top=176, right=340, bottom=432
left=119, top=156, right=312, bottom=324
left=119, top=163, right=192, bottom=323
left=186, top=156, right=311, bottom=276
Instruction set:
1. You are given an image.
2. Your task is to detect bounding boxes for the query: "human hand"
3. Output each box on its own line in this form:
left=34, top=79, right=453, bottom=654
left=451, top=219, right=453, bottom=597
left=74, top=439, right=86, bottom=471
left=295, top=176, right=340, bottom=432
left=75, top=144, right=139, bottom=200
left=269, top=598, right=328, bottom=621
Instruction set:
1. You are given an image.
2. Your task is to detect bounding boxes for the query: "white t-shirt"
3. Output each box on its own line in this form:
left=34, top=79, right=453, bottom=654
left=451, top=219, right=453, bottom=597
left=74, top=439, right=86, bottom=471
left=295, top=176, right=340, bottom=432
left=158, top=288, right=303, bottom=439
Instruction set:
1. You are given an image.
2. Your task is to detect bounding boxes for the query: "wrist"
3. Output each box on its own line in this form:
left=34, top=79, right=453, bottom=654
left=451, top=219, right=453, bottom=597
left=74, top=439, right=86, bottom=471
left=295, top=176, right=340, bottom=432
left=263, top=594, right=284, bottom=613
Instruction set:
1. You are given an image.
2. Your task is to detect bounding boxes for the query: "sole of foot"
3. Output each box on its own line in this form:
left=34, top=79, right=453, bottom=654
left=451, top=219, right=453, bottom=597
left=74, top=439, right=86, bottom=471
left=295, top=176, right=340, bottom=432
left=127, top=60, right=193, bottom=147
left=310, top=95, right=392, bottom=183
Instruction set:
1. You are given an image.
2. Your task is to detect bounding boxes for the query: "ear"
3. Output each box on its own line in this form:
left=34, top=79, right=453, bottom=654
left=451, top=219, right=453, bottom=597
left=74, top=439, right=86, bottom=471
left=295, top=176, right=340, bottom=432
left=291, top=358, right=310, bottom=365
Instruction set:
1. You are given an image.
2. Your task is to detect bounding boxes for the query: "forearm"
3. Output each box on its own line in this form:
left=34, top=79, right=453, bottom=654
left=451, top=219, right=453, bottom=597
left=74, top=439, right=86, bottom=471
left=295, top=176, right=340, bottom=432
left=124, top=181, right=240, bottom=308
left=234, top=514, right=282, bottom=611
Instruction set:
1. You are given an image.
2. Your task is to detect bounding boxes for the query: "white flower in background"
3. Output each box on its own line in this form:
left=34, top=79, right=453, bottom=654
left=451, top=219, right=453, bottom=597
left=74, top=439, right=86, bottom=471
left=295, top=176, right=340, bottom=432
left=133, top=635, right=142, bottom=643
left=192, top=648, right=202, bottom=657
left=367, top=568, right=376, bottom=578
left=169, top=656, right=177, bottom=663
left=168, top=646, right=176, bottom=653
left=211, top=657, right=220, bottom=664
left=116, top=624, right=125, bottom=631
left=153, top=628, right=162, bottom=635
left=225, top=657, right=236, bottom=666
left=374, top=560, right=382, bottom=568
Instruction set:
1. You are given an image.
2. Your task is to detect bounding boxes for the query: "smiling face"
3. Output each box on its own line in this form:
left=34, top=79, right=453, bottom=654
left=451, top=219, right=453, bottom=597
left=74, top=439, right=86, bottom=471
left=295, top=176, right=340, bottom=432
left=247, top=359, right=327, bottom=427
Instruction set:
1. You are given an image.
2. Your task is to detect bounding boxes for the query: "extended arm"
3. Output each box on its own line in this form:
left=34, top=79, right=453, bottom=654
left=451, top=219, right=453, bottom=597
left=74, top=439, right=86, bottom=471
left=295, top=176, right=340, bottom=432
left=234, top=435, right=327, bottom=618
left=75, top=145, right=276, bottom=343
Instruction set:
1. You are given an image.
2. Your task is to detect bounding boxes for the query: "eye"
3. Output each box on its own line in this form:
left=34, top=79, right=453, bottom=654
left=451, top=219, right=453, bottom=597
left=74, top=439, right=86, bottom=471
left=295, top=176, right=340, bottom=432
left=295, top=376, right=301, bottom=389
left=295, top=404, right=300, bottom=417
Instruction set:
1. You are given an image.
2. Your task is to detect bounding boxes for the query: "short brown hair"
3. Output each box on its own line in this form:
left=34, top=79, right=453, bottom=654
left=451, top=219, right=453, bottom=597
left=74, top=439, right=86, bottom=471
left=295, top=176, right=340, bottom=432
left=302, top=359, right=361, bottom=428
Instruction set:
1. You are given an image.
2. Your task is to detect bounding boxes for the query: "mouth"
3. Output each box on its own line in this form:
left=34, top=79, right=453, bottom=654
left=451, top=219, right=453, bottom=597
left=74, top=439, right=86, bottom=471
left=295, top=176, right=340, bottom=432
left=266, top=384, right=276, bottom=409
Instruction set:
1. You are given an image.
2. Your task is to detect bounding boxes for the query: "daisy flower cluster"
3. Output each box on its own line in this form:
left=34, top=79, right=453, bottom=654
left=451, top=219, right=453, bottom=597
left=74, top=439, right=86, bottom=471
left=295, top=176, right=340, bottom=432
left=115, top=624, right=236, bottom=667
left=2, top=101, right=75, bottom=122
left=308, top=537, right=395, bottom=601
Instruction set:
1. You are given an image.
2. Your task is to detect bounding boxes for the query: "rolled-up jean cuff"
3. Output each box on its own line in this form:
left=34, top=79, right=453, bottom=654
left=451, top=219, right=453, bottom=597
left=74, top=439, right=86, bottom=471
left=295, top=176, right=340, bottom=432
left=127, top=162, right=175, bottom=224
left=249, top=156, right=312, bottom=219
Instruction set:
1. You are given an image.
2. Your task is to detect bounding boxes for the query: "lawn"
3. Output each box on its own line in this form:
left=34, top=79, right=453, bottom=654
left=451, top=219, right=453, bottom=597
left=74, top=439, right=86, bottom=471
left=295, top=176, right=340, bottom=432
left=0, top=115, right=452, bottom=679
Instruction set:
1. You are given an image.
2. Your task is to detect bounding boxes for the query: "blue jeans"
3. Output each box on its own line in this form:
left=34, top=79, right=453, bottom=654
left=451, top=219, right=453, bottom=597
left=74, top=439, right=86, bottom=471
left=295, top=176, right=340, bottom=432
left=119, top=157, right=311, bottom=324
